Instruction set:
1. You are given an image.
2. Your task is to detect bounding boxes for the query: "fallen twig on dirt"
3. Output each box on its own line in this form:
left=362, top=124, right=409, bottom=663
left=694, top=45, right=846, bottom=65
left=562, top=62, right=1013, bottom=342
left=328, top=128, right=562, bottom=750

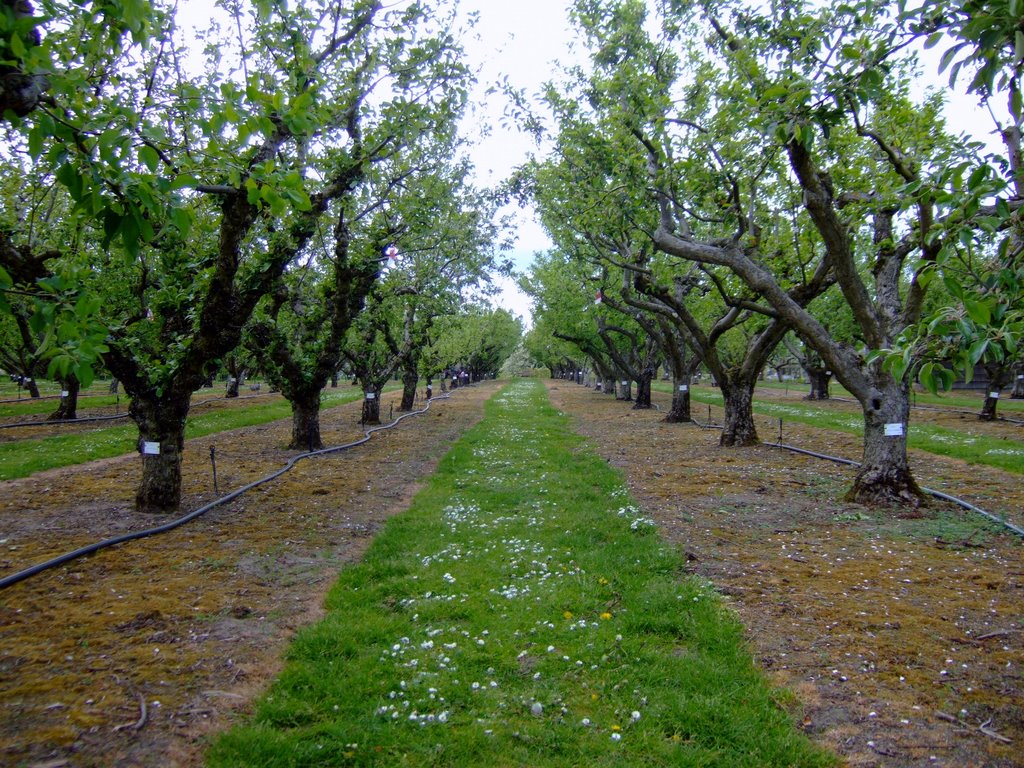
left=936, top=711, right=1013, bottom=744
left=113, top=692, right=147, bottom=733
left=975, top=629, right=1021, bottom=641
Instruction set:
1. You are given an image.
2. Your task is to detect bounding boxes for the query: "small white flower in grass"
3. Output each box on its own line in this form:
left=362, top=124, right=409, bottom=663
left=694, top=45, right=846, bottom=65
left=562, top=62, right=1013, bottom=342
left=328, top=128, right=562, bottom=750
left=531, top=701, right=543, bottom=716
left=611, top=733, right=622, bottom=742
left=438, top=711, right=449, bottom=723
left=581, top=718, right=591, bottom=726
left=472, top=682, right=481, bottom=690
left=631, top=711, right=641, bottom=722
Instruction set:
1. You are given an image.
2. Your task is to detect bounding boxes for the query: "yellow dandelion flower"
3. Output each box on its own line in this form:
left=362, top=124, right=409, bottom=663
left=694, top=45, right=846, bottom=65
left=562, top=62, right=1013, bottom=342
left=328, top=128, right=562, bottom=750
left=563, top=611, right=573, bottom=620
left=600, top=612, right=612, bottom=620
left=611, top=724, right=621, bottom=732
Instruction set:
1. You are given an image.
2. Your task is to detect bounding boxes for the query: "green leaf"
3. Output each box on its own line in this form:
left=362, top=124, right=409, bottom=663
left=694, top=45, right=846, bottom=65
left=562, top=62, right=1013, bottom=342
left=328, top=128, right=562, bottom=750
left=763, top=84, right=789, bottom=100
left=923, top=31, right=943, bottom=49
left=919, top=361, right=938, bottom=394
left=139, top=144, right=160, bottom=173
left=968, top=338, right=989, bottom=365
left=964, top=299, right=991, bottom=325
left=943, top=274, right=965, bottom=300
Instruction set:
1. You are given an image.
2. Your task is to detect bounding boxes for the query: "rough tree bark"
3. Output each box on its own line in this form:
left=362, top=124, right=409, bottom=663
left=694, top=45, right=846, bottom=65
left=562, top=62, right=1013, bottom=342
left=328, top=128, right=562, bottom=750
left=361, top=389, right=382, bottom=424
left=289, top=389, right=323, bottom=452
left=128, top=394, right=190, bottom=513
left=805, top=366, right=832, bottom=400
left=399, top=363, right=418, bottom=411
left=47, top=374, right=79, bottom=420
left=719, top=378, right=759, bottom=446
left=665, top=377, right=692, bottom=423
left=979, top=363, right=1011, bottom=421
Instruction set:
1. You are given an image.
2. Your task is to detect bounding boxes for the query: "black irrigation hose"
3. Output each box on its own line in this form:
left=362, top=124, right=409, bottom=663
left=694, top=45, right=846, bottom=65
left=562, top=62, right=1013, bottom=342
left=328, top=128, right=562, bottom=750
left=831, top=395, right=1024, bottom=425
left=0, top=394, right=451, bottom=591
left=0, top=413, right=129, bottom=430
left=762, top=440, right=1024, bottom=539
left=685, top=405, right=1023, bottom=539
left=0, top=392, right=277, bottom=430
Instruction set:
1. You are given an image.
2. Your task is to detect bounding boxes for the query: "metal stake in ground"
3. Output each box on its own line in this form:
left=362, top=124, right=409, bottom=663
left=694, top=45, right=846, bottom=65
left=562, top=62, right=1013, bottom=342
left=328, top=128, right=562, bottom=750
left=209, top=445, right=219, bottom=494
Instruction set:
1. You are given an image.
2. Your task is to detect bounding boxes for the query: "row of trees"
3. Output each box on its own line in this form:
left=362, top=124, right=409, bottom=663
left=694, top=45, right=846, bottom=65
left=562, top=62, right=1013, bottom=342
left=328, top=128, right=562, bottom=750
left=518, top=0, right=1022, bottom=506
left=0, top=1, right=521, bottom=511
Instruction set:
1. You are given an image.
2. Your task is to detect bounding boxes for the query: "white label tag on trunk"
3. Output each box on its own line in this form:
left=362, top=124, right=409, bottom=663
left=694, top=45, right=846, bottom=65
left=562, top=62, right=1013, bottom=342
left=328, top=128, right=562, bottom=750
left=884, top=423, right=904, bottom=437
left=61, top=390, right=69, bottom=397
left=990, top=392, right=1000, bottom=399
left=142, top=441, right=161, bottom=455
left=365, top=392, right=376, bottom=400
left=621, top=381, right=628, bottom=386
left=1019, top=375, right=1024, bottom=380
left=679, top=385, right=689, bottom=392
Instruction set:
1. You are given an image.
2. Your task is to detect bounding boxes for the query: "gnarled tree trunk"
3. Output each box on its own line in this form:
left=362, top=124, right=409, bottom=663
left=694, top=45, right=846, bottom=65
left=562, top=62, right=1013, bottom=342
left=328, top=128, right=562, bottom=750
left=616, top=379, right=632, bottom=401
left=48, top=375, right=80, bottom=420
left=289, top=387, right=322, bottom=450
left=399, top=364, right=418, bottom=412
left=845, top=378, right=922, bottom=507
left=1012, top=369, right=1024, bottom=399
left=361, top=389, right=382, bottom=424
left=633, top=369, right=653, bottom=409
left=805, top=366, right=831, bottom=400
left=719, top=379, right=758, bottom=447
left=129, top=394, right=190, bottom=513
left=665, top=378, right=692, bottom=423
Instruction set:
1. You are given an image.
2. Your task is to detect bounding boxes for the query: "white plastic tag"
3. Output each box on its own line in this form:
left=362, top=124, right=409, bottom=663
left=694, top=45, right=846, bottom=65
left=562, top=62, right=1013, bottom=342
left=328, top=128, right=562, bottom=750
left=884, top=423, right=904, bottom=437
left=621, top=381, right=629, bottom=386
left=142, top=441, right=161, bottom=455
left=61, top=390, right=69, bottom=397
left=679, top=385, right=689, bottom=392
left=365, top=392, right=376, bottom=400
left=990, top=392, right=1000, bottom=399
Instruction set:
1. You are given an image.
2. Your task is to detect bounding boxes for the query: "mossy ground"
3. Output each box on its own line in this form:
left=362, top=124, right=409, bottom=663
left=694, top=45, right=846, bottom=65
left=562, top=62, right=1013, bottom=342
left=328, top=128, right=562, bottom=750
left=1, top=379, right=1021, bottom=767
left=551, top=381, right=1023, bottom=768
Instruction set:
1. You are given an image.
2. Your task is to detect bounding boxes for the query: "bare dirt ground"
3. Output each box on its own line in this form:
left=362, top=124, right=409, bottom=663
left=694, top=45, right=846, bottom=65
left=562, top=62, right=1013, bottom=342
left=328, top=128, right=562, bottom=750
left=1, top=379, right=1021, bottom=768
left=548, top=381, right=1023, bottom=768
left=0, top=384, right=497, bottom=768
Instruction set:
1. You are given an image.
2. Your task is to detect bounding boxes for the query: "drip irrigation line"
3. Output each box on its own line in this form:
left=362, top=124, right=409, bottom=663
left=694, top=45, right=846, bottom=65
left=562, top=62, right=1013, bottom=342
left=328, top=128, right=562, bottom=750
left=831, top=395, right=1024, bottom=424
left=0, top=394, right=452, bottom=591
left=762, top=440, right=1024, bottom=539
left=664, top=400, right=1022, bottom=539
left=0, top=413, right=129, bottom=430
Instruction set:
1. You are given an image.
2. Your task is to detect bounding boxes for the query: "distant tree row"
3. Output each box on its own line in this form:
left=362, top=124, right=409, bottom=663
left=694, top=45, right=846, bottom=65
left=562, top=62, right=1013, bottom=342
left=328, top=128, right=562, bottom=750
left=517, top=0, right=1022, bottom=506
left=0, top=1, right=520, bottom=511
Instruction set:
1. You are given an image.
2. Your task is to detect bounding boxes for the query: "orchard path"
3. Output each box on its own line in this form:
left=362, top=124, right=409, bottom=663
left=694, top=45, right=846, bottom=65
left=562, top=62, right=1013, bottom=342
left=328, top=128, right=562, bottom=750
left=1, top=378, right=1022, bottom=767
left=548, top=380, right=1023, bottom=768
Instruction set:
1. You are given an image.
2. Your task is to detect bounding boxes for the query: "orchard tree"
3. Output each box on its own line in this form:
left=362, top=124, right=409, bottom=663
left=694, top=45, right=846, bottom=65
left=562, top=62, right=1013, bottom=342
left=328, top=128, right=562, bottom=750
left=579, top=0, right=975, bottom=504
left=245, top=91, right=476, bottom=449
left=1, top=0, right=470, bottom=511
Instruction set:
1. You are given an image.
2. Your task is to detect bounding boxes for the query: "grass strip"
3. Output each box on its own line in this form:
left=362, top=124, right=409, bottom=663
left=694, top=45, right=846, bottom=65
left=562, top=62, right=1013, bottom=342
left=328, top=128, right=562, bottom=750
left=752, top=379, right=1024, bottom=413
left=0, top=386, right=398, bottom=481
left=207, top=379, right=834, bottom=768
left=654, top=383, right=1024, bottom=475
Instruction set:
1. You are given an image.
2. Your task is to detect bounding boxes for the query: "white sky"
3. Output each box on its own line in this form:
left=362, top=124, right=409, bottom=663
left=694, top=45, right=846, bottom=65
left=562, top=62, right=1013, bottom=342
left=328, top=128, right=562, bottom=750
left=454, top=1, right=581, bottom=327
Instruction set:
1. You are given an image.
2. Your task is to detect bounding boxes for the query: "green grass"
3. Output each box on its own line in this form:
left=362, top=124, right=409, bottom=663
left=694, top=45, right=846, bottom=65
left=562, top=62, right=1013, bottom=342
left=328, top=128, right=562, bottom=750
left=206, top=379, right=835, bottom=768
left=752, top=377, right=1024, bottom=413
left=0, top=392, right=126, bottom=418
left=0, top=386, right=399, bottom=481
left=654, top=383, right=1024, bottom=475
